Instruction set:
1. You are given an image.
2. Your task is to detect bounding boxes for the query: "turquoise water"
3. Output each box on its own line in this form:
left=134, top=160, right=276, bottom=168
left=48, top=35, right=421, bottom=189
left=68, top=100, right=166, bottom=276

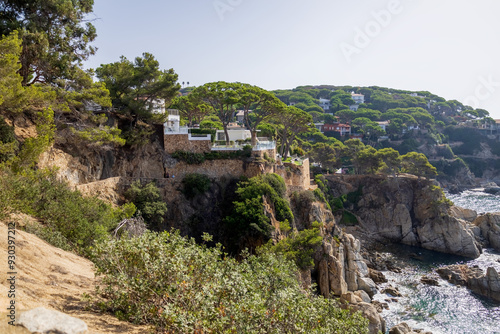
left=374, top=191, right=500, bottom=334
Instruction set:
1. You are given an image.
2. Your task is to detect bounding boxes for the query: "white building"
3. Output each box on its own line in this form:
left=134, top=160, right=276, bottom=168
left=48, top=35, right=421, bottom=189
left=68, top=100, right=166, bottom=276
left=376, top=120, right=390, bottom=132
left=216, top=129, right=252, bottom=142
left=164, top=109, right=182, bottom=133
left=319, top=98, right=331, bottom=111
left=351, top=93, right=365, bottom=104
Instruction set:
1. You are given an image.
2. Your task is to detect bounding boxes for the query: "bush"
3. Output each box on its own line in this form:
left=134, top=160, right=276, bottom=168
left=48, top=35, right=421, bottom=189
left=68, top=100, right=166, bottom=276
left=224, top=174, right=294, bottom=252
left=182, top=173, right=211, bottom=199
left=267, top=222, right=323, bottom=270
left=0, top=116, right=18, bottom=162
left=0, top=168, right=125, bottom=253
left=90, top=230, right=369, bottom=333
left=124, top=181, right=168, bottom=231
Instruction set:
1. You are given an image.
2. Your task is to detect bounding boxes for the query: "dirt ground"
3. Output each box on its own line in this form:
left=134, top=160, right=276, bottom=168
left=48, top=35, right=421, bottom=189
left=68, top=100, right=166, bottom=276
left=0, top=213, right=152, bottom=334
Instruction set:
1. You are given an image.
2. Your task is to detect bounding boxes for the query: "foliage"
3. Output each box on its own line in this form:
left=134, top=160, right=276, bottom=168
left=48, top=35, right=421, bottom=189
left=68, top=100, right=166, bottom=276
left=267, top=222, right=323, bottom=270
left=171, top=93, right=212, bottom=126
left=193, top=82, right=240, bottom=145
left=71, top=126, right=126, bottom=147
left=275, top=106, right=313, bottom=159
left=308, top=142, right=343, bottom=171
left=124, top=181, right=168, bottom=231
left=224, top=174, right=293, bottom=251
left=182, top=173, right=211, bottom=199
left=90, top=230, right=369, bottom=333
left=313, top=188, right=332, bottom=211
left=0, top=0, right=97, bottom=85
left=172, top=147, right=252, bottom=165
left=401, top=152, right=437, bottom=178
left=0, top=116, right=18, bottom=162
left=11, top=108, right=55, bottom=172
left=0, top=168, right=126, bottom=253
left=340, top=211, right=358, bottom=226
left=96, top=53, right=180, bottom=124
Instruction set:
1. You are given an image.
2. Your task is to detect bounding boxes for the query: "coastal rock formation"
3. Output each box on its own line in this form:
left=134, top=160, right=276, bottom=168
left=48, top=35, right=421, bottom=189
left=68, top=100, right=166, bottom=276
left=473, top=213, right=500, bottom=252
left=449, top=205, right=477, bottom=222
left=325, top=175, right=481, bottom=258
left=340, top=292, right=386, bottom=334
left=317, top=233, right=377, bottom=299
left=436, top=264, right=500, bottom=302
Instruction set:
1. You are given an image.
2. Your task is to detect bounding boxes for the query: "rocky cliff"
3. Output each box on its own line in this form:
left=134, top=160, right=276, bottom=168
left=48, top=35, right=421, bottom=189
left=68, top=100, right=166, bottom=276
left=324, top=175, right=482, bottom=258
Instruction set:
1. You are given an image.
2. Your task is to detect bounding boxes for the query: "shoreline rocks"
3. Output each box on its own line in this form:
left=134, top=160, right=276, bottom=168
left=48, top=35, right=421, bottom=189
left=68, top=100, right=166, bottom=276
left=436, top=264, right=500, bottom=303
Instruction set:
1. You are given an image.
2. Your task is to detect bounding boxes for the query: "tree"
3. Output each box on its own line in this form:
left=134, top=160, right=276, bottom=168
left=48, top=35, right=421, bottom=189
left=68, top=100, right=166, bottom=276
left=193, top=82, right=240, bottom=145
left=96, top=53, right=180, bottom=124
left=376, top=148, right=401, bottom=176
left=275, top=106, right=312, bottom=159
left=335, top=109, right=356, bottom=124
left=401, top=152, right=437, bottom=179
left=0, top=31, right=24, bottom=112
left=308, top=142, right=343, bottom=171
left=172, top=93, right=212, bottom=127
left=355, top=146, right=381, bottom=174
left=0, top=0, right=97, bottom=86
left=238, top=84, right=286, bottom=145
left=342, top=139, right=365, bottom=174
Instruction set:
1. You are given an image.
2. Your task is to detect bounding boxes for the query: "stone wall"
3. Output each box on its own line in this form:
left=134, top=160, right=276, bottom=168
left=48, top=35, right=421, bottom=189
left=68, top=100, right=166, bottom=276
left=165, top=159, right=263, bottom=180
left=164, top=157, right=310, bottom=191
left=164, top=134, right=211, bottom=154
left=252, top=148, right=276, bottom=159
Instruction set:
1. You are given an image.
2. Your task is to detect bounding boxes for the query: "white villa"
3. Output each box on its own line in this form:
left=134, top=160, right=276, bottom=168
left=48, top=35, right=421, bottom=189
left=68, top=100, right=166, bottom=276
left=319, top=98, right=331, bottom=111
left=351, top=93, right=365, bottom=104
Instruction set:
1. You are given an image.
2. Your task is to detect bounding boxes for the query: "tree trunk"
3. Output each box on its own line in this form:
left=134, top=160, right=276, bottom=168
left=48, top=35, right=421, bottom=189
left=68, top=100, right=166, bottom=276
left=251, top=130, right=257, bottom=146
left=223, top=125, right=230, bottom=146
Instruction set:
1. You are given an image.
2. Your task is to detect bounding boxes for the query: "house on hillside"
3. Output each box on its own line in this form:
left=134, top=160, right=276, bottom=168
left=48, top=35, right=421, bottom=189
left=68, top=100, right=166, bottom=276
left=164, top=109, right=182, bottom=133
left=319, top=98, right=331, bottom=111
left=351, top=93, right=365, bottom=104
left=376, top=120, right=390, bottom=132
left=323, top=122, right=351, bottom=136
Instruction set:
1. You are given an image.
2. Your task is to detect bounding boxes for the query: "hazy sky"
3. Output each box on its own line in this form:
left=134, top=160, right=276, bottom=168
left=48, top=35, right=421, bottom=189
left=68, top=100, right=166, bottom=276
left=85, top=0, right=500, bottom=118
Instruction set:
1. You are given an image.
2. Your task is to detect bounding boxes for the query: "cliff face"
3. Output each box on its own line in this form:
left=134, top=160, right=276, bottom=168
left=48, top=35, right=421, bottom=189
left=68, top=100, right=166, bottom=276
left=324, top=175, right=481, bottom=258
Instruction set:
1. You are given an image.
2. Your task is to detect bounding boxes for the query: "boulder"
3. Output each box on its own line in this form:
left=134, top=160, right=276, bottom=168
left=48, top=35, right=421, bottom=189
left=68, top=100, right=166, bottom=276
left=473, top=213, right=500, bottom=251
left=420, top=276, right=439, bottom=286
left=354, top=289, right=372, bottom=303
left=369, top=268, right=387, bottom=283
left=449, top=206, right=477, bottom=222
left=357, top=276, right=377, bottom=298
left=347, top=302, right=386, bottom=334
left=382, top=286, right=402, bottom=297
left=18, top=307, right=88, bottom=334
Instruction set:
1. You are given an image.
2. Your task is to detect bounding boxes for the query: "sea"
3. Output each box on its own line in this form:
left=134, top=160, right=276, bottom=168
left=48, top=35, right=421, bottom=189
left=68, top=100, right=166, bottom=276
left=373, top=189, right=500, bottom=334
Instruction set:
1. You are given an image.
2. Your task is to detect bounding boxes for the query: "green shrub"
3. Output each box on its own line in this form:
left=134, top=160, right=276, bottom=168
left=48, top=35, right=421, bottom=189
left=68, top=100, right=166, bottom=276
left=224, top=174, right=293, bottom=252
left=340, top=211, right=358, bottom=226
left=124, top=180, right=168, bottom=231
left=0, top=116, right=18, bottom=162
left=90, top=230, right=369, bottom=333
left=0, top=168, right=125, bottom=253
left=313, top=188, right=332, bottom=211
left=182, top=173, right=211, bottom=199
left=267, top=222, right=323, bottom=270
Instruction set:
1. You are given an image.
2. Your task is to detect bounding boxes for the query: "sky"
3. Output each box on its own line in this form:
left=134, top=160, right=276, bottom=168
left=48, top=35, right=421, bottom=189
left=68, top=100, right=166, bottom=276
left=84, top=0, right=500, bottom=118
